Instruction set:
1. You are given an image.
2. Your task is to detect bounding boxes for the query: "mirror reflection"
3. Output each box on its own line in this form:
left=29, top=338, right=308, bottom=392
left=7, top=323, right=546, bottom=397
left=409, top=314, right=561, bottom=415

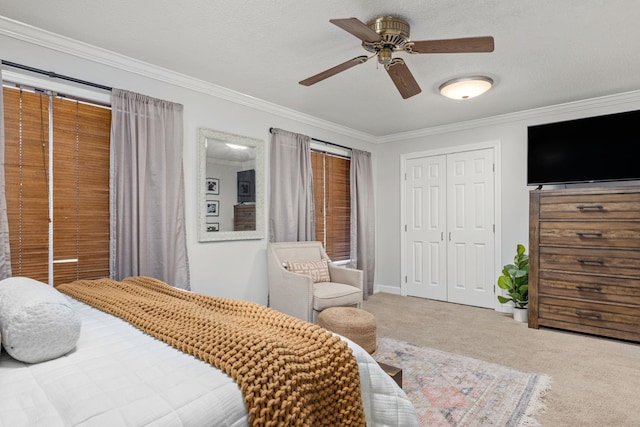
left=197, top=128, right=264, bottom=242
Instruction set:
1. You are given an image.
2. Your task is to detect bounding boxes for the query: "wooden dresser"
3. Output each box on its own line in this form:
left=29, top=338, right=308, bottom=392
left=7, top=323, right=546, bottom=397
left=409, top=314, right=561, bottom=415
left=234, top=203, right=256, bottom=231
left=529, top=186, right=640, bottom=342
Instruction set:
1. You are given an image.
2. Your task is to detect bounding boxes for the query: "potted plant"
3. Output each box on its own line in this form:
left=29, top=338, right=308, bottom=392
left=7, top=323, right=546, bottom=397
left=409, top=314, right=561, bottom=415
left=497, top=243, right=529, bottom=322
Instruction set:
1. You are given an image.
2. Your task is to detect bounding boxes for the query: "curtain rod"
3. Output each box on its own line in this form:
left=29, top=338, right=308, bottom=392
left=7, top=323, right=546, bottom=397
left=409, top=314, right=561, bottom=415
left=269, top=127, right=352, bottom=151
left=1, top=60, right=112, bottom=92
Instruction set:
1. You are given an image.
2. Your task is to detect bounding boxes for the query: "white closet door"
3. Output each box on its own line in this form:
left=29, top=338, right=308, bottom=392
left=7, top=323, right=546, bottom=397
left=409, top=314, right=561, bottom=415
left=404, top=148, right=495, bottom=309
left=405, top=156, right=447, bottom=300
left=446, top=148, right=495, bottom=308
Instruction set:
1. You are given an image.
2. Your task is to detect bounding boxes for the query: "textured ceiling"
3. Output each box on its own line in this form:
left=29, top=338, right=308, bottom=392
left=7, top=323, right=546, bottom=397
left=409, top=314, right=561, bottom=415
left=1, top=0, right=639, bottom=137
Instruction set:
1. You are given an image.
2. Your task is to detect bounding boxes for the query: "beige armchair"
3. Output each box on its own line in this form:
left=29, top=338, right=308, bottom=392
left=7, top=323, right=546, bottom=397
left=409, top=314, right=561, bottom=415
left=267, top=241, right=363, bottom=323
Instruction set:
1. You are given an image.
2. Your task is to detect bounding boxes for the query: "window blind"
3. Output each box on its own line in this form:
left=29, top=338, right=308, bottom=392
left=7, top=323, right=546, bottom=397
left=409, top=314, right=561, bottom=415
left=311, top=151, right=325, bottom=247
left=3, top=87, right=111, bottom=285
left=311, top=150, right=350, bottom=261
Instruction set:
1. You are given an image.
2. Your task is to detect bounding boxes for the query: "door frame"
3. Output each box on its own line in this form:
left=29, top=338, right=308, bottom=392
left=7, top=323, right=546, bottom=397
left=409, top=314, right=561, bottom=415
left=400, top=139, right=505, bottom=312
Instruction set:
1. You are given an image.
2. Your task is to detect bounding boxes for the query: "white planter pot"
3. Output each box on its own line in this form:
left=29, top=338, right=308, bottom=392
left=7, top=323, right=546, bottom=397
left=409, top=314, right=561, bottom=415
left=513, top=307, right=528, bottom=323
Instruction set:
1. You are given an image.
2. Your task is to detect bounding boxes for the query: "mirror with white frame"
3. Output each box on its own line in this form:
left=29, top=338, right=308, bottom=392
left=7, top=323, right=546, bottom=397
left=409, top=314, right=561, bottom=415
left=197, top=128, right=264, bottom=242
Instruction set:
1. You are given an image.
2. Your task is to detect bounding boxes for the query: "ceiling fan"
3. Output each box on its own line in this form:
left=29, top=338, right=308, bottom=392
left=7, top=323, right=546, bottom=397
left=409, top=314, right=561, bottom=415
left=299, top=16, right=494, bottom=99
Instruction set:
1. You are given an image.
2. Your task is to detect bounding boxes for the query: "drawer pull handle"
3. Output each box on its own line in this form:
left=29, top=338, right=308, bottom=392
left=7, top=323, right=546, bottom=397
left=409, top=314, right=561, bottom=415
left=576, top=204, right=604, bottom=211
left=576, top=311, right=602, bottom=320
left=576, top=232, right=603, bottom=238
left=577, top=259, right=605, bottom=265
left=576, top=285, right=602, bottom=292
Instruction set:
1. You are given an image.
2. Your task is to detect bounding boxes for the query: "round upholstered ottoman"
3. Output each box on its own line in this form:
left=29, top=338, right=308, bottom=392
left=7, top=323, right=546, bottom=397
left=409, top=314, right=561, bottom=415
left=317, top=307, right=377, bottom=354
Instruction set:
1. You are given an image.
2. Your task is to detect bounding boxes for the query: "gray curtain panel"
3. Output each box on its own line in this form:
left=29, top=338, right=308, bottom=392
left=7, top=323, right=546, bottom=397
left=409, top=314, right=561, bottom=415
left=350, top=149, right=375, bottom=299
left=269, top=128, right=315, bottom=242
left=110, top=89, right=190, bottom=290
left=0, top=68, right=12, bottom=280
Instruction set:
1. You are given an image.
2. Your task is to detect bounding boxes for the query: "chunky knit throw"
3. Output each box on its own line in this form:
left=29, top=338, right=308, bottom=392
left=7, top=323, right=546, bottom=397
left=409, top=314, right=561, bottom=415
left=56, top=277, right=366, bottom=427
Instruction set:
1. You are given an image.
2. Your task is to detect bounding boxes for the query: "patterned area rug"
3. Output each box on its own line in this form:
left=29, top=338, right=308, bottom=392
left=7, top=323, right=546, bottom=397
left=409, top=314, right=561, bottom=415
left=374, top=336, right=551, bottom=427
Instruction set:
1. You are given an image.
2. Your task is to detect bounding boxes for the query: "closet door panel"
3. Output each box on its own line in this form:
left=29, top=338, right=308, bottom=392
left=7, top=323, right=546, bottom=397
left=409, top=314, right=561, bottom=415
left=446, top=149, right=495, bottom=308
left=405, top=156, right=447, bottom=300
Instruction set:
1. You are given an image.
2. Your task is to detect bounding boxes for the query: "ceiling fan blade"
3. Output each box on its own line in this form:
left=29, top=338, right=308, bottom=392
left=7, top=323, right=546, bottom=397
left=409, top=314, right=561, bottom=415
left=299, top=55, right=369, bottom=86
left=329, top=18, right=382, bottom=43
left=385, top=59, right=422, bottom=99
left=409, top=36, right=495, bottom=54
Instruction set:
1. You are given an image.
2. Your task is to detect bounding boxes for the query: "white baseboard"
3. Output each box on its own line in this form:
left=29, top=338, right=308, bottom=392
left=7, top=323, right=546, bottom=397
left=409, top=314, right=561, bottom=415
left=373, top=284, right=402, bottom=295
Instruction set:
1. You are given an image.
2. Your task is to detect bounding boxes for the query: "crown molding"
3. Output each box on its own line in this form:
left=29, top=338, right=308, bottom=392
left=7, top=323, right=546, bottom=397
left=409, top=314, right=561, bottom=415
left=0, top=16, right=375, bottom=144
left=3, top=15, right=640, bottom=146
left=378, top=89, right=640, bottom=143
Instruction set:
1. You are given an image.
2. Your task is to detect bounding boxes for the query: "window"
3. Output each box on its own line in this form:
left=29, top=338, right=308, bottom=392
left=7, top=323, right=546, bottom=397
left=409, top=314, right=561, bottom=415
left=311, top=150, right=350, bottom=261
left=3, top=86, right=111, bottom=285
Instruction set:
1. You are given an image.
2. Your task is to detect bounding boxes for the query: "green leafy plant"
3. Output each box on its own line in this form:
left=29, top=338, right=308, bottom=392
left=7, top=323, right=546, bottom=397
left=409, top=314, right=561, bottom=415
left=497, top=243, right=529, bottom=309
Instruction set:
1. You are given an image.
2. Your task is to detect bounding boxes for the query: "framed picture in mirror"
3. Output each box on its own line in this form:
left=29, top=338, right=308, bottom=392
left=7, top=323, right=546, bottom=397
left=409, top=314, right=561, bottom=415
left=237, top=169, right=255, bottom=203
left=206, top=177, right=219, bottom=195
left=206, top=198, right=219, bottom=216
left=206, top=219, right=219, bottom=232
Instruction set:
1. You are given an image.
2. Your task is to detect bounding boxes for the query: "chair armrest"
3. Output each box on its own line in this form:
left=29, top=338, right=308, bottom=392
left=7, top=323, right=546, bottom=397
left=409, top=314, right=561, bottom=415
left=267, top=251, right=315, bottom=322
left=328, top=264, right=363, bottom=290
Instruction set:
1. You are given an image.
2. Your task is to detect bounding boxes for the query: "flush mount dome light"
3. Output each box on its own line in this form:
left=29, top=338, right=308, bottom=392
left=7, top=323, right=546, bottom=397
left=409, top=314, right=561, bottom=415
left=439, top=76, right=493, bottom=100
left=226, top=143, right=249, bottom=150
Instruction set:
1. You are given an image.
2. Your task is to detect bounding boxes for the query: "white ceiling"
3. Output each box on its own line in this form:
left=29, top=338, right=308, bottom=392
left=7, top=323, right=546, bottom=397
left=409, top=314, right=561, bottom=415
left=1, top=0, right=639, bottom=137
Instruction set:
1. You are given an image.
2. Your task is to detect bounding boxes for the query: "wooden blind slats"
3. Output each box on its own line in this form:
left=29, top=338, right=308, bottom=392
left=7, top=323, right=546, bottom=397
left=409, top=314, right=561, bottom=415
left=3, top=87, right=111, bottom=285
left=311, top=152, right=325, bottom=247
left=325, top=155, right=350, bottom=261
left=311, top=151, right=350, bottom=261
left=4, top=89, right=50, bottom=282
left=51, top=97, right=111, bottom=284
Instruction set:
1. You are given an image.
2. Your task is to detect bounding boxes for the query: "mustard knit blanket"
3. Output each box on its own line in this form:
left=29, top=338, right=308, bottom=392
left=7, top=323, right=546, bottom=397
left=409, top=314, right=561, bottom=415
left=57, top=277, right=366, bottom=427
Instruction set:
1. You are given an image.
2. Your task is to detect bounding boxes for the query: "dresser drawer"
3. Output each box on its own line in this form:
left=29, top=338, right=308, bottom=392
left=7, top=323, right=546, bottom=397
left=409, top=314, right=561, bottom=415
left=539, top=270, right=640, bottom=305
left=539, top=193, right=640, bottom=220
left=539, top=246, right=640, bottom=278
left=234, top=204, right=256, bottom=231
left=539, top=221, right=640, bottom=248
left=538, top=296, right=640, bottom=336
left=235, top=209, right=255, bottom=220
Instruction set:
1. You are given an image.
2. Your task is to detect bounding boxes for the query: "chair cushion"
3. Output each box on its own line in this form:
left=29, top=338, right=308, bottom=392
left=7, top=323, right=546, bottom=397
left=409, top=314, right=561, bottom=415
left=286, top=259, right=330, bottom=283
left=313, top=282, right=362, bottom=311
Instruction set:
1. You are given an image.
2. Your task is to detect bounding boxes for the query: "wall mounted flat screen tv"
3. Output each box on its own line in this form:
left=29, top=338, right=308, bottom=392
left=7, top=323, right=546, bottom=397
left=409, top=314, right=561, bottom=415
left=527, top=109, right=640, bottom=186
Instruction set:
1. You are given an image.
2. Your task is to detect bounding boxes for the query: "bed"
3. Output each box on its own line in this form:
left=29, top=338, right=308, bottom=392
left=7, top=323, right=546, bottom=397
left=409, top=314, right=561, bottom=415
left=0, top=276, right=418, bottom=427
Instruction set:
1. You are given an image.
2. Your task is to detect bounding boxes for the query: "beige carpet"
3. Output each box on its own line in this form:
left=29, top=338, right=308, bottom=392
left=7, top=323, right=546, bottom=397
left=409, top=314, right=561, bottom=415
left=363, top=293, right=640, bottom=427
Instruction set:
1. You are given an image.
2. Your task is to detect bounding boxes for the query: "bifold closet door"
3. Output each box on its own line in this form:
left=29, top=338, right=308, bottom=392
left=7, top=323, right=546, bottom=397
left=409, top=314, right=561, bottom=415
left=405, top=148, right=495, bottom=309
left=445, top=149, right=495, bottom=309
left=405, top=155, right=447, bottom=301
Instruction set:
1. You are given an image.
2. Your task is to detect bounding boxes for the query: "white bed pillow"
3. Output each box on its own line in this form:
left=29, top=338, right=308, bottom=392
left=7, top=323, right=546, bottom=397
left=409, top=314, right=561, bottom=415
left=0, top=276, right=81, bottom=363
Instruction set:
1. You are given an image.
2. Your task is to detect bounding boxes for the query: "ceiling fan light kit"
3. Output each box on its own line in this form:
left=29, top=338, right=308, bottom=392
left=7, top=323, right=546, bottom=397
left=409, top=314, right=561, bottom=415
left=439, top=76, right=494, bottom=100
left=299, top=16, right=494, bottom=100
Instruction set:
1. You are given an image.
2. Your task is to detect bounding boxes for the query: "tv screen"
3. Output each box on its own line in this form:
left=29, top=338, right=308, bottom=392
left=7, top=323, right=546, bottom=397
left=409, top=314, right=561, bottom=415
left=527, top=109, right=640, bottom=186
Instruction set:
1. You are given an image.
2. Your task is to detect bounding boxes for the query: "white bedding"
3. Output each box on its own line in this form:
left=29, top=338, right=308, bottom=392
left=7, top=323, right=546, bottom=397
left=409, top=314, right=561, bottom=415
left=0, top=297, right=418, bottom=427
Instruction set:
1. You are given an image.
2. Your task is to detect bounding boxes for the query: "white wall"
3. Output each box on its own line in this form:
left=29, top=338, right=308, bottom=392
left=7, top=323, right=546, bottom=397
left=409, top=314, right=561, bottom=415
left=373, top=98, right=640, bottom=296
left=0, top=28, right=375, bottom=305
